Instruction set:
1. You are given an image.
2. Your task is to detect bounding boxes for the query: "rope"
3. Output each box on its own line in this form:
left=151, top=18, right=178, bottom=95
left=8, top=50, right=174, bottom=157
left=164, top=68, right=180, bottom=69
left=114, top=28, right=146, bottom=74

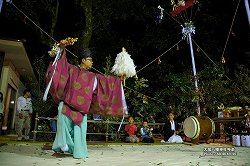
left=189, top=0, right=194, bottom=21
left=91, top=68, right=166, bottom=105
left=179, top=12, right=187, bottom=23
left=136, top=39, right=182, bottom=73
left=192, top=5, right=199, bottom=22
left=10, top=2, right=78, bottom=58
left=164, top=10, right=183, bottom=26
left=10, top=1, right=166, bottom=107
left=192, top=39, right=247, bottom=96
left=10, top=2, right=57, bottom=44
left=221, top=0, right=241, bottom=61
left=184, top=8, right=189, bottom=21
left=192, top=39, right=232, bottom=81
left=192, top=40, right=218, bottom=67
left=190, top=1, right=199, bottom=22
left=124, top=85, right=166, bottom=105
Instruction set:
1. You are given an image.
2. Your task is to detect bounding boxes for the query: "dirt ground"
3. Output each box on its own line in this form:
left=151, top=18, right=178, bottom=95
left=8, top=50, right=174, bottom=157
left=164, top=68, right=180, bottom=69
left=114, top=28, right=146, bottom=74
left=0, top=137, right=250, bottom=166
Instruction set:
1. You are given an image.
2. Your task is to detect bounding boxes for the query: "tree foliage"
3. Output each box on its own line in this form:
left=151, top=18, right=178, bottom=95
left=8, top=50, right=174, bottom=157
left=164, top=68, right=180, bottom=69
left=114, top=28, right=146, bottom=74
left=0, top=0, right=249, bottom=120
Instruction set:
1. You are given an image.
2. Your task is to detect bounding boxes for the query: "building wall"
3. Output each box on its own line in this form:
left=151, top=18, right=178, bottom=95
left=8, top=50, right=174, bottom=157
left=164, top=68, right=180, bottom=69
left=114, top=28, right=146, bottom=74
left=0, top=63, right=25, bottom=130
left=0, top=65, right=24, bottom=103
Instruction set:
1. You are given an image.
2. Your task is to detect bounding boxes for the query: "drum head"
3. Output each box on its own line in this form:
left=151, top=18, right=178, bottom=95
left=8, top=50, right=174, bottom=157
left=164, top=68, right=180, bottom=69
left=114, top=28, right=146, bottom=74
left=183, top=116, right=200, bottom=139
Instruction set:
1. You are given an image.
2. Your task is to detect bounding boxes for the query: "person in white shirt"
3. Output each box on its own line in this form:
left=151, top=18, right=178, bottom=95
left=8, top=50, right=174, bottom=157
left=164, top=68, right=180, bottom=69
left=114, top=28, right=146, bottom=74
left=16, top=89, right=33, bottom=141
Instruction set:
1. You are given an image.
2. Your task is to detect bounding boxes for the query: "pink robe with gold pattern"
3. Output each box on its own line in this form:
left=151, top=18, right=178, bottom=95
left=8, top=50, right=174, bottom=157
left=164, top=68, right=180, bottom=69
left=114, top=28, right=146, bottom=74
left=46, top=50, right=126, bottom=126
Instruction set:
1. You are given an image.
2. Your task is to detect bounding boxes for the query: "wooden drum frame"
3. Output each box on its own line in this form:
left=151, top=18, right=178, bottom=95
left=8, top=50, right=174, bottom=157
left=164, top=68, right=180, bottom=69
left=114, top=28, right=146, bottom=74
left=183, top=116, right=215, bottom=143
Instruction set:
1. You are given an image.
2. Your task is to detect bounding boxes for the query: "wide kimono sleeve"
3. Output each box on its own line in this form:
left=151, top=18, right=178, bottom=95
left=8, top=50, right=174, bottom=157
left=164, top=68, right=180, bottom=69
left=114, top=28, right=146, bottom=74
left=45, top=49, right=70, bottom=104
left=90, top=74, right=128, bottom=117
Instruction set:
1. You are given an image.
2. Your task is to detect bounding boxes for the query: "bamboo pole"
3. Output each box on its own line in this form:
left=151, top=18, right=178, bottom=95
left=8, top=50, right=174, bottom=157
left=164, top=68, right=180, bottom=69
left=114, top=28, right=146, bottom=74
left=244, top=0, right=250, bottom=27
left=188, top=33, right=201, bottom=116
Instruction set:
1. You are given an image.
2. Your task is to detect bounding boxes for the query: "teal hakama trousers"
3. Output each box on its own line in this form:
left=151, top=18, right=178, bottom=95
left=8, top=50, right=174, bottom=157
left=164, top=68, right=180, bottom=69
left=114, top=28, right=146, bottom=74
left=52, top=102, right=88, bottom=159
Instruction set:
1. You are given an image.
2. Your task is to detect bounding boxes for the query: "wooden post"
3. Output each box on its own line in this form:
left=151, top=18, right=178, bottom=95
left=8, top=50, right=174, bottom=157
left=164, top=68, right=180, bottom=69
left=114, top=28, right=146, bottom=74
left=188, top=33, right=201, bottom=116
left=105, top=119, right=109, bottom=142
left=244, top=0, right=250, bottom=27
left=32, top=112, right=38, bottom=141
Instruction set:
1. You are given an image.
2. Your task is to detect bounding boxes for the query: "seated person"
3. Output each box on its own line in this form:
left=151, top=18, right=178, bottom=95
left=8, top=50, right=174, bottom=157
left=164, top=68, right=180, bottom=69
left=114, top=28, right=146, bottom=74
left=124, top=116, right=140, bottom=143
left=140, top=121, right=154, bottom=143
left=244, top=113, right=250, bottom=130
left=162, top=112, right=183, bottom=143
left=224, top=121, right=236, bottom=142
left=147, top=115, right=162, bottom=137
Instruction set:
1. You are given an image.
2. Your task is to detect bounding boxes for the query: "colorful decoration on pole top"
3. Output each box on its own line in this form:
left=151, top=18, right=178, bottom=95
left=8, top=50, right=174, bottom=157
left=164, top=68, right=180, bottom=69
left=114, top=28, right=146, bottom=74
left=182, top=21, right=195, bottom=39
left=171, top=0, right=185, bottom=11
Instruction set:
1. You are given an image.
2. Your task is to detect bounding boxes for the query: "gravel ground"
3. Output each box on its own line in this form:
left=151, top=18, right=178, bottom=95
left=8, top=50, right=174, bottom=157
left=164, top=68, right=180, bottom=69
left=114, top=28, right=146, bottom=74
left=0, top=141, right=249, bottom=166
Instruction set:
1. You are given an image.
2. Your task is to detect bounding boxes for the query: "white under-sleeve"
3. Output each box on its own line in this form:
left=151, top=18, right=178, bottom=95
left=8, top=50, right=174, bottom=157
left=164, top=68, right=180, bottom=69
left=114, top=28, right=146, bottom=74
left=121, top=83, right=128, bottom=115
left=93, top=76, right=97, bottom=91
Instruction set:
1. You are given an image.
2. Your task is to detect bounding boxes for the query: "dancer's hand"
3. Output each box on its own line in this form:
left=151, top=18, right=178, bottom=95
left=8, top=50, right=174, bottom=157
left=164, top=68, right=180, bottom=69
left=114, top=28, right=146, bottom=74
left=119, top=74, right=126, bottom=81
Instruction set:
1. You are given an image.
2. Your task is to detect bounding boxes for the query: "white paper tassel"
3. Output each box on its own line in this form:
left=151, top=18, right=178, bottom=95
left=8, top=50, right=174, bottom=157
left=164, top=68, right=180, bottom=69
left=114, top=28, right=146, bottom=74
left=111, top=47, right=136, bottom=78
left=43, top=47, right=62, bottom=101
left=117, top=80, right=128, bottom=132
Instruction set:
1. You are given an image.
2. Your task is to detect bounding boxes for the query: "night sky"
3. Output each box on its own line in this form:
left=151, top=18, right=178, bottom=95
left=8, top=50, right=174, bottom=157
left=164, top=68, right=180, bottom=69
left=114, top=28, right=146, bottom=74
left=0, top=0, right=249, bottom=72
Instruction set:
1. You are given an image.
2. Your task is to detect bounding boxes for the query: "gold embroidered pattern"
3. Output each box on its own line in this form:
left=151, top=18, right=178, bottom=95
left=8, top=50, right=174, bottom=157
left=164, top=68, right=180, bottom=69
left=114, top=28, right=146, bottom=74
left=102, top=94, right=109, bottom=101
left=117, top=107, right=123, bottom=115
left=70, top=111, right=77, bottom=121
left=84, top=86, right=90, bottom=95
left=81, top=73, right=87, bottom=81
left=57, top=89, right=63, bottom=98
left=100, top=80, right=106, bottom=88
left=109, top=82, right=115, bottom=91
left=77, top=96, right=85, bottom=105
left=59, top=74, right=66, bottom=84
left=62, top=105, right=67, bottom=114
left=112, top=95, right=118, bottom=103
left=74, top=81, right=81, bottom=90
left=105, top=106, right=112, bottom=114
left=69, top=68, right=74, bottom=76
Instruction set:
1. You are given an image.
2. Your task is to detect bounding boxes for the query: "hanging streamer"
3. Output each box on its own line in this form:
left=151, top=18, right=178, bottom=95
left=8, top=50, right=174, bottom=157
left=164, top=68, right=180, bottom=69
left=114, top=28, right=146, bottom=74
left=157, top=57, right=161, bottom=64
left=43, top=46, right=62, bottom=101
left=158, top=5, right=164, bottom=20
left=176, top=44, right=180, bottom=51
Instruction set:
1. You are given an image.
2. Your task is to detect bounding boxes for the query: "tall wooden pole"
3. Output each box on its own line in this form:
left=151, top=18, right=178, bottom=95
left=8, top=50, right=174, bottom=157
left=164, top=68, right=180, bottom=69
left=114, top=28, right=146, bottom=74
left=188, top=33, right=201, bottom=116
left=182, top=21, right=201, bottom=116
left=244, top=0, right=250, bottom=27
